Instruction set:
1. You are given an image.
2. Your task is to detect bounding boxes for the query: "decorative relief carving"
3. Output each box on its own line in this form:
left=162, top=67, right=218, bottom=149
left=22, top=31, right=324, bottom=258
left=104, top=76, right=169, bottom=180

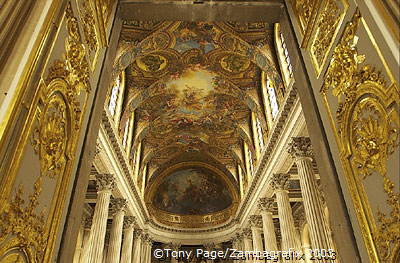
left=321, top=10, right=400, bottom=262
left=0, top=177, right=47, bottom=262
left=271, top=173, right=290, bottom=191
left=258, top=197, right=275, bottom=212
left=123, top=216, right=136, bottom=229
left=249, top=215, right=263, bottom=228
left=242, top=228, right=252, bottom=239
left=287, top=137, right=313, bottom=160
left=110, top=198, right=127, bottom=214
left=78, top=0, right=101, bottom=70
left=309, top=0, right=347, bottom=76
left=95, top=174, right=116, bottom=192
left=291, top=0, right=314, bottom=33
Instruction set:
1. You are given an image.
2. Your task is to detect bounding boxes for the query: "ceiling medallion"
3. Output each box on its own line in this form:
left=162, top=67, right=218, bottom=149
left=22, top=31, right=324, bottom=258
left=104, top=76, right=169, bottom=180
left=136, top=54, right=168, bottom=72
left=220, top=54, right=250, bottom=73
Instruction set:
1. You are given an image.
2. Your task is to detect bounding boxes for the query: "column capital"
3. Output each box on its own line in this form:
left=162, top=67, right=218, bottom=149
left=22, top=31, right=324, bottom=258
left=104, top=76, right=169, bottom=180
left=287, top=137, right=313, bottom=160
left=249, top=215, right=263, bottom=228
left=235, top=232, right=243, bottom=241
left=258, top=197, right=275, bottom=213
left=133, top=229, right=142, bottom=239
left=271, top=173, right=290, bottom=191
left=110, top=198, right=127, bottom=214
left=123, top=216, right=136, bottom=229
left=95, top=174, right=116, bottom=192
left=242, top=228, right=252, bottom=239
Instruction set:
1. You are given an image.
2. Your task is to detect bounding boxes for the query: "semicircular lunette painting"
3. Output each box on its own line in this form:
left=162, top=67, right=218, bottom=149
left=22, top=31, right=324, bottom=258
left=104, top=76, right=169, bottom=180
left=152, top=167, right=233, bottom=215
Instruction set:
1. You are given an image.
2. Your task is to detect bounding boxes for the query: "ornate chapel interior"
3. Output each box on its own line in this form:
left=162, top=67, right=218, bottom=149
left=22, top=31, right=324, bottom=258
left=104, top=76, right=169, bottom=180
left=0, top=0, right=399, bottom=263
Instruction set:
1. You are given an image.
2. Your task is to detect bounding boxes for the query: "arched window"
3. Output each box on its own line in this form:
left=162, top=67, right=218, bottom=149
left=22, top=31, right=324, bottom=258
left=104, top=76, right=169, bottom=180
left=280, top=32, right=293, bottom=78
left=248, top=148, right=254, bottom=175
left=122, top=118, right=129, bottom=147
left=256, top=117, right=264, bottom=149
left=266, top=78, right=279, bottom=119
left=275, top=23, right=294, bottom=91
left=108, top=75, right=120, bottom=116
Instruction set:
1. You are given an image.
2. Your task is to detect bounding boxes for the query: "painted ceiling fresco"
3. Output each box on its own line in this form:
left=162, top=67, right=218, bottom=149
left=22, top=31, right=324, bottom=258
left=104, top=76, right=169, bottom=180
left=117, top=21, right=280, bottom=223
left=152, top=167, right=232, bottom=215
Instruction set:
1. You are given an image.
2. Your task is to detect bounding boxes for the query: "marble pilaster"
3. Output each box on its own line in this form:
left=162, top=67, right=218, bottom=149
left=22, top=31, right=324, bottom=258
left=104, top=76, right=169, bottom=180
left=79, top=217, right=93, bottom=263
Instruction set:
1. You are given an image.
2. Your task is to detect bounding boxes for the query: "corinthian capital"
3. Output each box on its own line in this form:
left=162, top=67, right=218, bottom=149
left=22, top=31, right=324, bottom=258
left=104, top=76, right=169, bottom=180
left=258, top=197, right=275, bottom=213
left=287, top=137, right=313, bottom=160
left=271, top=173, right=290, bottom=191
left=123, top=216, right=136, bottom=229
left=249, top=215, right=263, bottom=228
left=95, top=174, right=116, bottom=192
left=110, top=198, right=127, bottom=214
left=242, top=228, right=252, bottom=239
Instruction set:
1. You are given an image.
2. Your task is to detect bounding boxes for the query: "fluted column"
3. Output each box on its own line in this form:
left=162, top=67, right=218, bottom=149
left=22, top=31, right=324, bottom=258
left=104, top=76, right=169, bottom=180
left=258, top=197, right=279, bottom=254
left=242, top=228, right=253, bottom=263
left=288, top=137, right=334, bottom=262
left=249, top=215, right=264, bottom=262
left=89, top=174, right=116, bottom=263
left=141, top=233, right=149, bottom=263
left=272, top=173, right=301, bottom=257
left=120, top=216, right=135, bottom=263
left=146, top=238, right=153, bottom=263
left=132, top=229, right=143, bottom=263
left=106, top=198, right=127, bottom=263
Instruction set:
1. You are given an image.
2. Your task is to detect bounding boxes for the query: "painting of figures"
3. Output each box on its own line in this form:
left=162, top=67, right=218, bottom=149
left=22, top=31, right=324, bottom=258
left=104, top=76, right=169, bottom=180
left=153, top=167, right=232, bottom=215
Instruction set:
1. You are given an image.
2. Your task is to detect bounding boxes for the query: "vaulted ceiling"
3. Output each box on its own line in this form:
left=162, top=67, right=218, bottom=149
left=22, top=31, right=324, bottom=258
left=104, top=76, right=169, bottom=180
left=115, top=20, right=281, bottom=225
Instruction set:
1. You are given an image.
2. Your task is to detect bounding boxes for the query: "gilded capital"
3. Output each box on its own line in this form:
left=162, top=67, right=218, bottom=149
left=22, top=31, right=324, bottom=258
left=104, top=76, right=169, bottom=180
left=95, top=174, right=116, bottom=192
left=110, top=198, right=127, bottom=214
left=258, top=197, right=275, bottom=213
left=123, top=216, right=136, bottom=229
left=271, top=173, right=290, bottom=191
left=287, top=137, right=313, bottom=160
left=249, top=215, right=262, bottom=228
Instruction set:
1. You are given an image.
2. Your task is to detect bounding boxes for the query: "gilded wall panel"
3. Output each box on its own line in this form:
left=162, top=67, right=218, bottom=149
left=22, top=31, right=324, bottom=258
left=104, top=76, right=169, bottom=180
left=308, top=0, right=348, bottom=77
left=321, top=10, right=400, bottom=262
left=0, top=2, right=92, bottom=262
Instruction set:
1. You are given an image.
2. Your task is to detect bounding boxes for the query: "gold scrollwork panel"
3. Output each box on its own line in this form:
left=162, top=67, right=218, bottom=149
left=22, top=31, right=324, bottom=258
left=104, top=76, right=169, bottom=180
left=321, top=10, right=400, bottom=262
left=0, top=2, right=92, bottom=262
left=308, top=0, right=348, bottom=77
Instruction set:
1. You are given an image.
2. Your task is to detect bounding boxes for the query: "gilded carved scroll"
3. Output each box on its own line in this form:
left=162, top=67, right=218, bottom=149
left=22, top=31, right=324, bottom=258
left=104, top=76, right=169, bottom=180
left=321, top=10, right=400, bottom=262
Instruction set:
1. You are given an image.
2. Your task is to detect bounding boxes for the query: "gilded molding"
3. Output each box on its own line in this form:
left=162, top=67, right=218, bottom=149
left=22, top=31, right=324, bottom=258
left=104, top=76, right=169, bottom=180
left=321, top=10, right=400, bottom=262
left=309, top=0, right=348, bottom=76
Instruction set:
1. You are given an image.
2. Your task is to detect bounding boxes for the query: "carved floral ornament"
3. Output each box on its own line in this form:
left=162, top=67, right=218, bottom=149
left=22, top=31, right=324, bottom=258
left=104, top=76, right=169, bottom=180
left=321, top=10, right=400, bottom=262
left=0, top=2, right=93, bottom=262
